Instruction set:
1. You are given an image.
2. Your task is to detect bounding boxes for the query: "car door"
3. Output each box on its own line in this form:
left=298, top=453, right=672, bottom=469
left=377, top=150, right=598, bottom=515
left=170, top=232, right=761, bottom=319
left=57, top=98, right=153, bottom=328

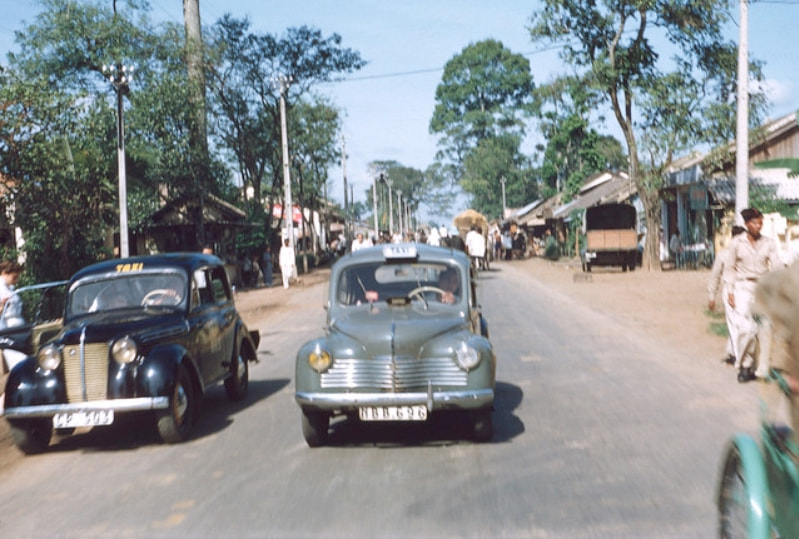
left=189, top=266, right=235, bottom=385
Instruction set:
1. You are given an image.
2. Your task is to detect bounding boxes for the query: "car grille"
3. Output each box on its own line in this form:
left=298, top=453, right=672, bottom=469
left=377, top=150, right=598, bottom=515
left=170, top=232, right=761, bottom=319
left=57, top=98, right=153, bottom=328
left=320, top=356, right=467, bottom=390
left=63, top=343, right=109, bottom=402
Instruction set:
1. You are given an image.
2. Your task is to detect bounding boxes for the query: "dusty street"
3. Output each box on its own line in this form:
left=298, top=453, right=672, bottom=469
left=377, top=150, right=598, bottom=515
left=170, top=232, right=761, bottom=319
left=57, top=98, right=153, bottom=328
left=0, top=254, right=729, bottom=471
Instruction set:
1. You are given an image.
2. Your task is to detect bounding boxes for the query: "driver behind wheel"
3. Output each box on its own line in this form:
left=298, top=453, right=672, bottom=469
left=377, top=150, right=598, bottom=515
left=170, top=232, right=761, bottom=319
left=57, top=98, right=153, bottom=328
left=438, top=268, right=460, bottom=304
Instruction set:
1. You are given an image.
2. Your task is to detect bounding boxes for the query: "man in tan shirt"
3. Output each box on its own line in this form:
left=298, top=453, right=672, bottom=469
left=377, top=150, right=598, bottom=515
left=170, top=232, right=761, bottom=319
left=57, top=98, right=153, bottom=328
left=708, top=226, right=745, bottom=364
left=723, top=208, right=782, bottom=382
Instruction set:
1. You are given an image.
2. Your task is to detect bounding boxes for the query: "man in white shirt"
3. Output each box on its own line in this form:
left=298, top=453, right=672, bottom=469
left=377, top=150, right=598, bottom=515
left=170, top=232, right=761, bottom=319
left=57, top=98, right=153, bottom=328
left=465, top=226, right=487, bottom=270
left=351, top=232, right=373, bottom=252
left=723, top=208, right=782, bottom=382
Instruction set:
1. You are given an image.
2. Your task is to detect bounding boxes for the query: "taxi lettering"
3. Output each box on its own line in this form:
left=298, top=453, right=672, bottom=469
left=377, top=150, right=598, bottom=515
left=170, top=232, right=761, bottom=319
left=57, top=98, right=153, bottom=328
left=115, top=263, right=144, bottom=273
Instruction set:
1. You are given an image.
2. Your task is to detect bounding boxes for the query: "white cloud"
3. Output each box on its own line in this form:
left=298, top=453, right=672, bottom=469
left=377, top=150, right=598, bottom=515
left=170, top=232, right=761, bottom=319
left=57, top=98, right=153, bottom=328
left=755, top=78, right=796, bottom=110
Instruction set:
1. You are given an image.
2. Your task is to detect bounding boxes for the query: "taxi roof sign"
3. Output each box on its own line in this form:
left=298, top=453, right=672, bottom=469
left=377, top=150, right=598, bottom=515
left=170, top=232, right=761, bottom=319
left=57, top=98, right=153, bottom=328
left=382, top=244, right=418, bottom=261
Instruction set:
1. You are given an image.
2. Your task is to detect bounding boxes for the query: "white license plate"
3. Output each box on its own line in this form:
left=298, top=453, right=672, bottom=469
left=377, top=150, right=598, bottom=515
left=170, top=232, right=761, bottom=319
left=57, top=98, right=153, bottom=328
left=358, top=405, right=427, bottom=421
left=53, top=410, right=114, bottom=429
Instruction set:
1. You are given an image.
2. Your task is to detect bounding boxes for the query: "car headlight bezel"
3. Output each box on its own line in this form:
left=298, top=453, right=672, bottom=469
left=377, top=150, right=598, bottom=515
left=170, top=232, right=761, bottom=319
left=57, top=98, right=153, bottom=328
left=112, top=336, right=138, bottom=365
left=308, top=345, right=332, bottom=373
left=38, top=344, right=62, bottom=371
left=455, top=342, right=481, bottom=371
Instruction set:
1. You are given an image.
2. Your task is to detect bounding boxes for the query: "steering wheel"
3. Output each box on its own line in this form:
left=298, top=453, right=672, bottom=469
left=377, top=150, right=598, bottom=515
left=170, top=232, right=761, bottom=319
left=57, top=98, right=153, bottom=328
left=142, top=289, right=181, bottom=306
left=407, top=286, right=448, bottom=302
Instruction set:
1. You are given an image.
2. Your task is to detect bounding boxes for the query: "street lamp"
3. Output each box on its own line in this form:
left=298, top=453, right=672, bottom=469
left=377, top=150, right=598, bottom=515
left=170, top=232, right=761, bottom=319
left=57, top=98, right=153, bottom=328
left=102, top=63, right=133, bottom=258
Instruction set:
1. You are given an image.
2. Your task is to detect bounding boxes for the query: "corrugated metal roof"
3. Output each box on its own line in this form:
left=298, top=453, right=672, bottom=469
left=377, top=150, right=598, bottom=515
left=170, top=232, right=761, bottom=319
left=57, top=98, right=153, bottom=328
left=707, top=168, right=799, bottom=205
left=552, top=173, right=637, bottom=219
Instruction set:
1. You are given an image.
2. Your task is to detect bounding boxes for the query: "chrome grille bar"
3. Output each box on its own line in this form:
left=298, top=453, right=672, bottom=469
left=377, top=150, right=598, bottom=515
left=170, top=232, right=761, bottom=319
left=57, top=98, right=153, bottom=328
left=63, top=331, right=109, bottom=403
left=320, top=356, right=467, bottom=390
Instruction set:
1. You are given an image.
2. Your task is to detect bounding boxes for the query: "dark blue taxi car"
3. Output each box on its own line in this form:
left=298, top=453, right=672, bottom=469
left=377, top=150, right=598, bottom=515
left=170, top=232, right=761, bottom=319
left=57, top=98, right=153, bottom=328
left=2, top=253, right=260, bottom=454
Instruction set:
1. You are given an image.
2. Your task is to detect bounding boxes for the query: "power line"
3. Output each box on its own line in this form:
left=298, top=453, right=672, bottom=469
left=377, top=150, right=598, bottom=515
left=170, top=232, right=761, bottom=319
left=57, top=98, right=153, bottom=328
left=339, top=43, right=567, bottom=83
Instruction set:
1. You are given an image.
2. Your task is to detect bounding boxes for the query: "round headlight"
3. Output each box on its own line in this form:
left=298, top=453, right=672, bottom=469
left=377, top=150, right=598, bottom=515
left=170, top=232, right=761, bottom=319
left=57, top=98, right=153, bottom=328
left=38, top=344, right=61, bottom=371
left=455, top=342, right=480, bottom=371
left=308, top=345, right=332, bottom=373
left=112, top=336, right=138, bottom=364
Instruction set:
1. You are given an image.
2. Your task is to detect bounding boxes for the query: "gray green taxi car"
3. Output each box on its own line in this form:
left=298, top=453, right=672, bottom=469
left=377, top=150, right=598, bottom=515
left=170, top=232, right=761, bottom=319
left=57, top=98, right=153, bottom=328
left=295, top=243, right=496, bottom=446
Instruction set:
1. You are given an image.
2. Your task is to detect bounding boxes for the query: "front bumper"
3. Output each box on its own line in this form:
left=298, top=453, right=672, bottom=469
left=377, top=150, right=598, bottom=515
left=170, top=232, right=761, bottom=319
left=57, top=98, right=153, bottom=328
left=2, top=397, right=169, bottom=419
left=295, top=387, right=494, bottom=412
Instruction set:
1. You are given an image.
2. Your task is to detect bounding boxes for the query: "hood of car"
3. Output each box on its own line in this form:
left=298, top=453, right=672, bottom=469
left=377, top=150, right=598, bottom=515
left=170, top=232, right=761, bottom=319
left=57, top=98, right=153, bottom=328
left=329, top=306, right=468, bottom=357
left=59, top=310, right=188, bottom=345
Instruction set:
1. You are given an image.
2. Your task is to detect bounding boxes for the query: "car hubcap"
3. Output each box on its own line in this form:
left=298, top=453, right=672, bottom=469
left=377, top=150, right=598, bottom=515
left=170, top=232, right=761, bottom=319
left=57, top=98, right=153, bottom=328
left=174, top=384, right=188, bottom=424
left=237, top=354, right=246, bottom=380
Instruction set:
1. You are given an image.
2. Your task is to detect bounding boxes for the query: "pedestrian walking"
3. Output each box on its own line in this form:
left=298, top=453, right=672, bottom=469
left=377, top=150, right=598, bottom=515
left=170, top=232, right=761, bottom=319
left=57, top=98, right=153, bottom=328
left=279, top=239, right=296, bottom=289
left=707, top=225, right=745, bottom=365
left=722, top=208, right=782, bottom=382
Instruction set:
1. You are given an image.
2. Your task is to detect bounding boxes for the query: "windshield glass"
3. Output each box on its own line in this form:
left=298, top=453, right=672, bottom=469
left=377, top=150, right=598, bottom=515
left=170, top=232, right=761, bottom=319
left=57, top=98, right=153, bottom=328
left=336, top=262, right=463, bottom=306
left=67, top=271, right=188, bottom=318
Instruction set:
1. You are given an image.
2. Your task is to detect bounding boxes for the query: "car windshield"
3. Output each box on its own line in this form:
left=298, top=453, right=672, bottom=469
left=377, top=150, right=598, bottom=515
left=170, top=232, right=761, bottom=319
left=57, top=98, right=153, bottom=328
left=66, top=271, right=188, bottom=318
left=336, top=261, right=463, bottom=306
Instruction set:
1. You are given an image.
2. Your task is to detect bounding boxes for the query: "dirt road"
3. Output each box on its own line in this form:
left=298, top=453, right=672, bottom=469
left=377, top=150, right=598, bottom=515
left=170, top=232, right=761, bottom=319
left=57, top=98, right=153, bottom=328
left=0, top=256, right=726, bottom=470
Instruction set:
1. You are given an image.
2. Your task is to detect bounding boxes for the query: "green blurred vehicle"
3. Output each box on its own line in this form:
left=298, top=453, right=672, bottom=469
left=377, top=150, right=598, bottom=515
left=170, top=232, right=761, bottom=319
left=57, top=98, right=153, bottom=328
left=716, top=266, right=799, bottom=538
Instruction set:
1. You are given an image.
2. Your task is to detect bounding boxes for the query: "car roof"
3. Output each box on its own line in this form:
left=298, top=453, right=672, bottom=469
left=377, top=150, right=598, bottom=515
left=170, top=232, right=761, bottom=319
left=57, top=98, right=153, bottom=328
left=331, top=243, right=470, bottom=274
left=69, top=253, right=222, bottom=283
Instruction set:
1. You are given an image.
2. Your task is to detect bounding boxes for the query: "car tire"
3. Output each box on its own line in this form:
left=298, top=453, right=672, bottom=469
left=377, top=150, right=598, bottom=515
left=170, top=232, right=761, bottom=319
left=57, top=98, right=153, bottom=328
left=224, top=348, right=249, bottom=401
left=156, top=365, right=196, bottom=444
left=471, top=410, right=493, bottom=442
left=9, top=419, right=52, bottom=454
left=301, top=409, right=329, bottom=447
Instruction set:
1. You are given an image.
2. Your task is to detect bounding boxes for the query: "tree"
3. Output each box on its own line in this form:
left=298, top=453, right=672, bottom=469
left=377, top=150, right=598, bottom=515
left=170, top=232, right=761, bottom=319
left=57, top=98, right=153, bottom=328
left=430, top=40, right=536, bottom=215
left=461, top=134, right=536, bottom=219
left=206, top=17, right=365, bottom=243
left=530, top=0, right=768, bottom=270
left=535, top=75, right=626, bottom=199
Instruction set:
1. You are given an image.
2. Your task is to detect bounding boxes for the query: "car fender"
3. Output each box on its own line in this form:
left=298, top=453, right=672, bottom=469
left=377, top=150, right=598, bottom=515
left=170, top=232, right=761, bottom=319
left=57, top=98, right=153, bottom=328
left=235, top=320, right=260, bottom=362
left=3, top=356, right=65, bottom=409
left=717, top=434, right=771, bottom=539
left=138, top=343, right=202, bottom=398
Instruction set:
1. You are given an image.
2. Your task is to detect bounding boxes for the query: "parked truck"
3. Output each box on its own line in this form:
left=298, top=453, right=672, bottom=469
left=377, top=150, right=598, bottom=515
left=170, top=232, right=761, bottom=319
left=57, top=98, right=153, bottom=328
left=581, top=203, right=638, bottom=272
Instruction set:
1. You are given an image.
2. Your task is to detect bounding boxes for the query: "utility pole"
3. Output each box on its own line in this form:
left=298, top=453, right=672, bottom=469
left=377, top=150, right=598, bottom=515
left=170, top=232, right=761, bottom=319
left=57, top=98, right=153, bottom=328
left=735, top=0, right=749, bottom=222
left=386, top=176, right=393, bottom=238
left=277, top=75, right=294, bottom=251
left=372, top=175, right=378, bottom=242
left=341, top=136, right=349, bottom=244
left=397, top=190, right=403, bottom=238
left=183, top=0, right=209, bottom=248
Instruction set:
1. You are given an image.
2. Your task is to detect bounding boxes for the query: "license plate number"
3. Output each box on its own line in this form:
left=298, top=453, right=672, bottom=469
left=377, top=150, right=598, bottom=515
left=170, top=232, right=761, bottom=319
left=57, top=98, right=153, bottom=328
left=358, top=405, right=427, bottom=421
left=53, top=410, right=114, bottom=429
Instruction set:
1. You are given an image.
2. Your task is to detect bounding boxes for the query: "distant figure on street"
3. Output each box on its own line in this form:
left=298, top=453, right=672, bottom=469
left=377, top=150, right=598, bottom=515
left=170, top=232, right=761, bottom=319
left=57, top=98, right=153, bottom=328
left=261, top=246, right=273, bottom=287
left=669, top=230, right=682, bottom=263
left=202, top=244, right=214, bottom=255
left=279, top=239, right=296, bottom=289
left=351, top=232, right=373, bottom=252
left=465, top=226, right=486, bottom=270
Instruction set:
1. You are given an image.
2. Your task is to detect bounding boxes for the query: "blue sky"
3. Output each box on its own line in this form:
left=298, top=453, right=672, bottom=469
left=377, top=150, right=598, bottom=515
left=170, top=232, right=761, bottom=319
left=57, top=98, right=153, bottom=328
left=1, top=1, right=797, bottom=220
